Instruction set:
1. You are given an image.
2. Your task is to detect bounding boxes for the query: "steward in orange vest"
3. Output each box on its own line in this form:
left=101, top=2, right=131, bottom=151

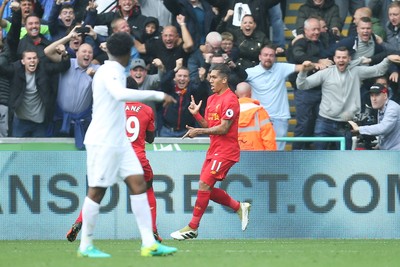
left=238, top=97, right=277, bottom=150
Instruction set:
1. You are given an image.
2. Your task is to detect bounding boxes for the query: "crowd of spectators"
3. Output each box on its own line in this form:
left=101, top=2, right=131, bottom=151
left=0, top=0, right=399, bottom=151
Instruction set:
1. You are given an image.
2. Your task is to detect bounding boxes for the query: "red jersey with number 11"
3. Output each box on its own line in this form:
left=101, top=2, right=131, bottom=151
left=205, top=89, right=240, bottom=162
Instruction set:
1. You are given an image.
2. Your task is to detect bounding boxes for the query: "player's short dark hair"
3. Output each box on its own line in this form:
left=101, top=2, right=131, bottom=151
left=106, top=32, right=133, bottom=57
left=210, top=63, right=231, bottom=78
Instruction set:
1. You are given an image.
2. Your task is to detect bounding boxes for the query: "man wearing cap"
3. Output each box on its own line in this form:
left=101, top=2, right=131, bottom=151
left=348, top=83, right=400, bottom=150
left=127, top=58, right=165, bottom=118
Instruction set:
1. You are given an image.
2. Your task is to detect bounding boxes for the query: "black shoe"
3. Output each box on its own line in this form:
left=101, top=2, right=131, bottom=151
left=66, top=222, right=82, bottom=242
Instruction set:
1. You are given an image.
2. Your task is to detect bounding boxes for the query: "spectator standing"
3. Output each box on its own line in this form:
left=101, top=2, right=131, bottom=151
left=47, top=2, right=77, bottom=41
left=2, top=0, right=51, bottom=40
left=187, top=31, right=222, bottom=81
left=16, top=14, right=52, bottom=59
left=91, top=0, right=147, bottom=36
left=0, top=0, right=20, bottom=137
left=218, top=13, right=271, bottom=69
left=126, top=58, right=165, bottom=121
left=349, top=83, right=400, bottom=150
left=92, top=17, right=140, bottom=65
left=348, top=6, right=386, bottom=39
left=138, top=0, right=172, bottom=27
left=296, top=47, right=400, bottom=150
left=159, top=61, right=210, bottom=137
left=236, top=82, right=277, bottom=150
left=295, top=0, right=342, bottom=38
left=268, top=3, right=286, bottom=51
left=368, top=0, right=392, bottom=29
left=164, top=0, right=217, bottom=48
left=334, top=0, right=366, bottom=31
left=134, top=15, right=194, bottom=71
left=226, top=0, right=281, bottom=35
left=3, top=50, right=70, bottom=137
left=287, top=17, right=333, bottom=150
left=44, top=32, right=99, bottom=149
left=246, top=44, right=311, bottom=150
left=220, top=31, right=239, bottom=62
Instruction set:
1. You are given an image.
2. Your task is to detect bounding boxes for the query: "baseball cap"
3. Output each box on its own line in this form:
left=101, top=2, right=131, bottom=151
left=130, top=58, right=146, bottom=69
left=369, top=83, right=388, bottom=94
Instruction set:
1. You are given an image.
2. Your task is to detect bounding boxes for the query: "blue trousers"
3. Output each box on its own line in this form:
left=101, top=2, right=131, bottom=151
left=293, top=89, right=321, bottom=150
left=314, top=116, right=353, bottom=150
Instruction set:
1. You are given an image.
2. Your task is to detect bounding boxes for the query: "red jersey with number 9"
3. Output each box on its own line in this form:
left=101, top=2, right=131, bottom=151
left=205, top=89, right=240, bottom=162
left=125, top=102, right=155, bottom=165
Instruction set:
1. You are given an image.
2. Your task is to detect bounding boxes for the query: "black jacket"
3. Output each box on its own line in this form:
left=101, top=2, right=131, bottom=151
left=1, top=58, right=70, bottom=123
left=164, top=0, right=217, bottom=48
left=92, top=5, right=147, bottom=36
left=0, top=5, right=20, bottom=106
left=160, top=69, right=210, bottom=130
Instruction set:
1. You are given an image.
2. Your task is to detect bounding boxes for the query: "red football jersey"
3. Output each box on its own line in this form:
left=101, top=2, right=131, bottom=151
left=205, top=89, right=240, bottom=162
left=125, top=102, right=155, bottom=165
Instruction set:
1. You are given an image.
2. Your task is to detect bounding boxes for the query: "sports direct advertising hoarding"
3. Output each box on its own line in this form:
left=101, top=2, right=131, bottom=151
left=1, top=151, right=400, bottom=240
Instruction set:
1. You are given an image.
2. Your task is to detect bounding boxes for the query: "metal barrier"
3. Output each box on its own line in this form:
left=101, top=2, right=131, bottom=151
left=0, top=137, right=347, bottom=151
left=275, top=137, right=346, bottom=150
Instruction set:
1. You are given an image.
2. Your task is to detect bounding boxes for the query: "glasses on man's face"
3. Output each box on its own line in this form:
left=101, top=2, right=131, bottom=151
left=206, top=42, right=219, bottom=52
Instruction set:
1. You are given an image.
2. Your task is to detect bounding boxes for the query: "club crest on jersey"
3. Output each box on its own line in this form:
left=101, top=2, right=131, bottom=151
left=225, top=109, right=234, bottom=118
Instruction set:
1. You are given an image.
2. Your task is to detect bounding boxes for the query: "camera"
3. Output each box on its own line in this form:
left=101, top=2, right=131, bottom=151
left=75, top=26, right=90, bottom=35
left=351, top=105, right=377, bottom=149
left=222, top=53, right=232, bottom=64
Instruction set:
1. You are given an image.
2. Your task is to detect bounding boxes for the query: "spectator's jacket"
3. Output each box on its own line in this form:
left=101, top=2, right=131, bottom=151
left=383, top=22, right=400, bottom=54
left=164, top=0, right=217, bottom=48
left=238, top=97, right=277, bottom=151
left=47, top=3, right=77, bottom=41
left=1, top=58, right=70, bottom=123
left=217, top=24, right=270, bottom=70
left=325, top=34, right=386, bottom=64
left=160, top=69, right=210, bottom=131
left=17, top=34, right=52, bottom=60
left=296, top=0, right=343, bottom=35
left=286, top=37, right=327, bottom=88
left=223, top=0, right=281, bottom=34
left=359, top=99, right=400, bottom=150
left=0, top=6, right=20, bottom=107
left=90, top=5, right=147, bottom=36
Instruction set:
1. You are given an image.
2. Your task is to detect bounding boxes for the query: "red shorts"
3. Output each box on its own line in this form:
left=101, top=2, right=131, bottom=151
left=200, top=157, right=236, bottom=187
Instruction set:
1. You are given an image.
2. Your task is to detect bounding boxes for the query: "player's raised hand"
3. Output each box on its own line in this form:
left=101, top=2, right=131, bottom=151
left=188, top=95, right=202, bottom=115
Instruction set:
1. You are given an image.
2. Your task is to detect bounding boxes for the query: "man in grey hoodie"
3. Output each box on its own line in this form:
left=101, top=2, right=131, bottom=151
left=296, top=46, right=400, bottom=150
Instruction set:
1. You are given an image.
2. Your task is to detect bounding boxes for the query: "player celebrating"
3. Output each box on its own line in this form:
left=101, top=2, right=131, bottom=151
left=170, top=64, right=251, bottom=240
left=76, top=32, right=177, bottom=258
left=66, top=102, right=163, bottom=243
left=125, top=101, right=163, bottom=241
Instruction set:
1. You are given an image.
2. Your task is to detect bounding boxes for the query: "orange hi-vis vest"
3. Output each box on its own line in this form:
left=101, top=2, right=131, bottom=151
left=238, top=97, right=277, bottom=151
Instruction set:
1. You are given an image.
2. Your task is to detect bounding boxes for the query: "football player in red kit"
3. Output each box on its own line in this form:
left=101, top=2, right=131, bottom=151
left=170, top=64, right=251, bottom=240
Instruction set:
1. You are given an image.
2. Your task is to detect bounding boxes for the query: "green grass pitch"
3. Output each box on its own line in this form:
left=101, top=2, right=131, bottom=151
left=0, top=239, right=399, bottom=267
